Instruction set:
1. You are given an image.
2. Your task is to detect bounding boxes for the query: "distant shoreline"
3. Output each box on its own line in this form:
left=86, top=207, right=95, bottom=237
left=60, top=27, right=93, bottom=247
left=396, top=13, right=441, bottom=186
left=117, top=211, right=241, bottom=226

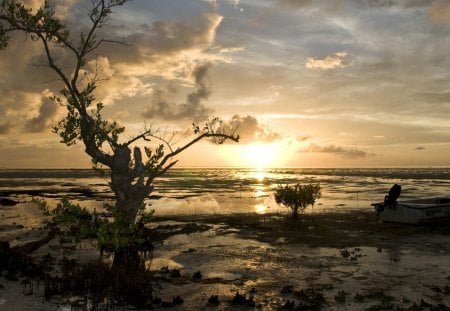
left=1, top=166, right=450, bottom=170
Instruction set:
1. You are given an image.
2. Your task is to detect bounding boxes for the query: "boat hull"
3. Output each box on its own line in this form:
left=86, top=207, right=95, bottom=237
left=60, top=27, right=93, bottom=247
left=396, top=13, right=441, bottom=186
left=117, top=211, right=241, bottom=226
left=372, top=197, right=450, bottom=224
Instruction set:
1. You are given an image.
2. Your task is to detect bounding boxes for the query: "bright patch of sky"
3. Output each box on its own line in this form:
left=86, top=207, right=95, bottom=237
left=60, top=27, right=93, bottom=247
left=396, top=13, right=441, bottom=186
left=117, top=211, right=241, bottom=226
left=1, top=0, right=450, bottom=168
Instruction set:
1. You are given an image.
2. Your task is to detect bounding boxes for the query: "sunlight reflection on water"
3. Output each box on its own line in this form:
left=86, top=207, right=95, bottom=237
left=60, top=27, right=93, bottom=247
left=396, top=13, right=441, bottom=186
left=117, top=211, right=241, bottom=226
left=254, top=203, right=267, bottom=214
left=1, top=168, right=450, bottom=216
left=148, top=225, right=450, bottom=310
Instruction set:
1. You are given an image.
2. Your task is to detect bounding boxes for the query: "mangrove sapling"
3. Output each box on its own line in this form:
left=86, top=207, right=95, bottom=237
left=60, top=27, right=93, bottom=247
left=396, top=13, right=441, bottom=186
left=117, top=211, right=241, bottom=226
left=274, top=183, right=321, bottom=219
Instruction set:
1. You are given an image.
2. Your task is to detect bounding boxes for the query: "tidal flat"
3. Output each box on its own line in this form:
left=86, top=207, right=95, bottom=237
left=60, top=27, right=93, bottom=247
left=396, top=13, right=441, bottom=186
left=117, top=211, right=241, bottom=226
left=1, top=201, right=450, bottom=310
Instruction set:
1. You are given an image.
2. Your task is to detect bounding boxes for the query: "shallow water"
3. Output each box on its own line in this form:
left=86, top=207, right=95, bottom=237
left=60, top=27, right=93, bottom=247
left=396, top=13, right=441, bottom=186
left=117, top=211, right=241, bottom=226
left=148, top=223, right=450, bottom=310
left=2, top=168, right=450, bottom=310
left=1, top=168, right=450, bottom=216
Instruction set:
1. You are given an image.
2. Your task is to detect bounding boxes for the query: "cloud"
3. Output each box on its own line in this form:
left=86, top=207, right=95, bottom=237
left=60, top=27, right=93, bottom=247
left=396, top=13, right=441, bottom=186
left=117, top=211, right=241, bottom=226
left=276, top=0, right=315, bottom=9
left=145, top=13, right=222, bottom=55
left=82, top=56, right=153, bottom=106
left=142, top=63, right=213, bottom=122
left=359, top=0, right=398, bottom=8
left=1, top=1, right=227, bottom=133
left=21, top=0, right=45, bottom=11
left=417, top=91, right=450, bottom=104
left=1, top=1, right=226, bottom=115
left=278, top=0, right=391, bottom=12
left=276, top=0, right=414, bottom=10
left=428, top=2, right=450, bottom=23
left=104, top=4, right=225, bottom=80
left=220, top=115, right=283, bottom=144
left=296, top=135, right=310, bottom=142
left=0, top=122, right=12, bottom=134
left=305, top=52, right=352, bottom=70
left=228, top=0, right=244, bottom=12
left=0, top=88, right=60, bottom=135
left=24, top=93, right=59, bottom=133
left=302, top=143, right=369, bottom=158
left=87, top=2, right=228, bottom=110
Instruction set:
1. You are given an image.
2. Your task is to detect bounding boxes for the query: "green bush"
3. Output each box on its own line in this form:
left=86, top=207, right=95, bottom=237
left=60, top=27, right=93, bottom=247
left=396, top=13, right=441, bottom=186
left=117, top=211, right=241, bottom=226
left=36, top=198, right=154, bottom=252
left=274, top=183, right=321, bottom=219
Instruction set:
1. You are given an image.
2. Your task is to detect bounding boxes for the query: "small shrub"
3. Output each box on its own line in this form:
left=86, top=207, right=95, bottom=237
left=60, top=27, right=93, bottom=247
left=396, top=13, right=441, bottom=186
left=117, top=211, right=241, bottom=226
left=274, top=183, right=321, bottom=219
left=31, top=197, right=50, bottom=215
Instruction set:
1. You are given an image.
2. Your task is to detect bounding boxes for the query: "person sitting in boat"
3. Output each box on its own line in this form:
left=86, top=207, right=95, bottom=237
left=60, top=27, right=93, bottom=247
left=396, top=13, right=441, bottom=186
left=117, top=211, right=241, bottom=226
left=383, top=184, right=401, bottom=210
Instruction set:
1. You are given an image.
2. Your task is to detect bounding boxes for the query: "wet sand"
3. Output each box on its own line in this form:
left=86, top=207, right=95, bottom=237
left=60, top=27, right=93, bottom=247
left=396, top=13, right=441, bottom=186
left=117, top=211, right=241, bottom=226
left=1, top=202, right=450, bottom=310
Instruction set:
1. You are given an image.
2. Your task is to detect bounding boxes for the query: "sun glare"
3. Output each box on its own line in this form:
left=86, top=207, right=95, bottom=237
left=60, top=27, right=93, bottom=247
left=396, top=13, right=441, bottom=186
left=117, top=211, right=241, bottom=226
left=255, top=203, right=267, bottom=214
left=243, top=143, right=279, bottom=170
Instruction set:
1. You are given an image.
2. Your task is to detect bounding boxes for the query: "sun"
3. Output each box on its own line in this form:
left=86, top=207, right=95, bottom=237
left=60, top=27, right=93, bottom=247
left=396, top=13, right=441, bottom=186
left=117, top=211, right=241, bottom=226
left=219, top=142, right=289, bottom=169
left=243, top=143, right=279, bottom=170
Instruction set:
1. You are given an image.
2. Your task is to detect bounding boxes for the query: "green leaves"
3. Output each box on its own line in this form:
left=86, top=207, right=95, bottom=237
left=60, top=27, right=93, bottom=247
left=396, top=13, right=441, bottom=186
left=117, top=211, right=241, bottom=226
left=0, top=0, right=69, bottom=47
left=144, top=144, right=165, bottom=173
left=42, top=197, right=153, bottom=252
left=275, top=183, right=321, bottom=218
left=52, top=102, right=81, bottom=146
left=51, top=197, right=91, bottom=224
left=0, top=23, right=8, bottom=49
left=50, top=84, right=125, bottom=150
left=192, top=117, right=239, bottom=144
left=97, top=216, right=153, bottom=252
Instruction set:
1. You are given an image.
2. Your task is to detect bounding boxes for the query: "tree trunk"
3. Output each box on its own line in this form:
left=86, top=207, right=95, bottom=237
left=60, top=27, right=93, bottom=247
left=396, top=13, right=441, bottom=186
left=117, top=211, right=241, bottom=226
left=112, top=247, right=143, bottom=273
left=292, top=207, right=299, bottom=219
left=111, top=247, right=151, bottom=307
left=110, top=144, right=152, bottom=223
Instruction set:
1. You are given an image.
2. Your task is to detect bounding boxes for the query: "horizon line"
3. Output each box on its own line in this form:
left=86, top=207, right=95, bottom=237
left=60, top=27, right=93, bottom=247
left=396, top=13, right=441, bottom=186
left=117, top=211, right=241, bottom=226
left=1, top=166, right=450, bottom=170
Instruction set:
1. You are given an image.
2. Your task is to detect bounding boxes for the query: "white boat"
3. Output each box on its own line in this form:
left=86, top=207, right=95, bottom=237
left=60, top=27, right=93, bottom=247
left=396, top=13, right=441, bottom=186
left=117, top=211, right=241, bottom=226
left=372, top=197, right=450, bottom=224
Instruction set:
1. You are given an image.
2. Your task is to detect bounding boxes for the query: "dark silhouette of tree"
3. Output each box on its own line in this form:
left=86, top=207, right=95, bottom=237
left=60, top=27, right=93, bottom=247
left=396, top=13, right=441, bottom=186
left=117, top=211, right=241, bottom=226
left=274, top=183, right=321, bottom=219
left=0, top=0, right=238, bottom=287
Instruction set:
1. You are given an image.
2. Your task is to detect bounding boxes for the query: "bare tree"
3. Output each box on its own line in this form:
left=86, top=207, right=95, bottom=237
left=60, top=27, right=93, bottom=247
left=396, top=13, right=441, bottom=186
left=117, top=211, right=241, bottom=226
left=1, top=0, right=238, bottom=271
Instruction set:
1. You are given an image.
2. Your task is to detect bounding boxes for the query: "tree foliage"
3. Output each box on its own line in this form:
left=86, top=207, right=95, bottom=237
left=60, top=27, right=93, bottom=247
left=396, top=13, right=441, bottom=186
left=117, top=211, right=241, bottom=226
left=0, top=0, right=239, bottom=229
left=1, top=2, right=240, bottom=290
left=274, top=183, right=321, bottom=219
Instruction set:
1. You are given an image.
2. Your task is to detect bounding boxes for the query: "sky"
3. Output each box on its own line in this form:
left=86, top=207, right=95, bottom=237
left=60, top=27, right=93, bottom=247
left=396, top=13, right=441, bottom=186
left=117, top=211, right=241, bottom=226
left=1, top=0, right=450, bottom=168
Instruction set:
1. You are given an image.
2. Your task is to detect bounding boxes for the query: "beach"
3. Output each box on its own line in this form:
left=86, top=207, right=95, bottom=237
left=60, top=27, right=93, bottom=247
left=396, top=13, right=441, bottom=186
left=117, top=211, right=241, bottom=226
left=1, top=168, right=450, bottom=310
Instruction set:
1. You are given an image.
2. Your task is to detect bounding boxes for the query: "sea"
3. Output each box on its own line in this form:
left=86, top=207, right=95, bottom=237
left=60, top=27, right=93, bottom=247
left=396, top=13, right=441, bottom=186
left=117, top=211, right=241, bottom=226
left=1, top=168, right=450, bottom=216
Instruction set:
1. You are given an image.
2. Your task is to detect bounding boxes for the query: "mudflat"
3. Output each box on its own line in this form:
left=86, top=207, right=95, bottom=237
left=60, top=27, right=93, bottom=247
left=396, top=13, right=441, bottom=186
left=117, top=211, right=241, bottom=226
left=1, top=203, right=450, bottom=310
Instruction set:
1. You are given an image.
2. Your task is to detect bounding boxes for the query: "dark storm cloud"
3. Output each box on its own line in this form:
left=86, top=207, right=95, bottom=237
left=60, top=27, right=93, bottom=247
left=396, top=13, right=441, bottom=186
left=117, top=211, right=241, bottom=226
left=142, top=63, right=213, bottom=122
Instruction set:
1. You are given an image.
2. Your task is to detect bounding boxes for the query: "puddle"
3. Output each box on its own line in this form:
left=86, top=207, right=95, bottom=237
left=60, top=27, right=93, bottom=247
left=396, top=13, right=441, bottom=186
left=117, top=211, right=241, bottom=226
left=205, top=272, right=241, bottom=281
left=2, top=202, right=450, bottom=310
left=147, top=258, right=183, bottom=270
left=148, top=225, right=450, bottom=310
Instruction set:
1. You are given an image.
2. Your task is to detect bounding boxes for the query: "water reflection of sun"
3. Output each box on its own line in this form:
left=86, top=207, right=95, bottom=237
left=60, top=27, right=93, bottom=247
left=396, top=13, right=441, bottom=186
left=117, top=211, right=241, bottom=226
left=255, top=203, right=267, bottom=214
left=255, top=170, right=265, bottom=182
left=255, top=187, right=265, bottom=197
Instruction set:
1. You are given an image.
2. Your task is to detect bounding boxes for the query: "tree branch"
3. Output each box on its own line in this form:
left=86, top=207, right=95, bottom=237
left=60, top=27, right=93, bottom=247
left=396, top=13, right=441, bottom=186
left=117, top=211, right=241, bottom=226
left=144, top=132, right=239, bottom=188
left=86, top=38, right=133, bottom=54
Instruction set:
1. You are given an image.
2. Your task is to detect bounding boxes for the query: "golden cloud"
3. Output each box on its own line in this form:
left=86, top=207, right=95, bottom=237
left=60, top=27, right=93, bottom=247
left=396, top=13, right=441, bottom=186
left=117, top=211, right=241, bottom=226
left=305, top=51, right=352, bottom=70
left=429, top=2, right=450, bottom=23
